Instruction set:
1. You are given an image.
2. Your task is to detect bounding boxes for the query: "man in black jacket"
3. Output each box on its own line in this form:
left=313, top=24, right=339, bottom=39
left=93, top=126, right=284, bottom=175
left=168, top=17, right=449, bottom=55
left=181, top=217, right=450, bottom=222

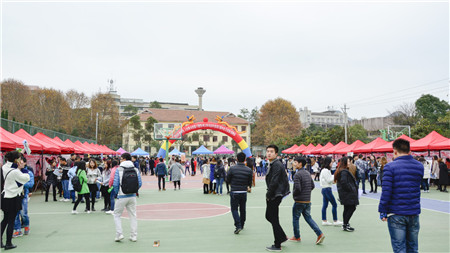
left=289, top=157, right=324, bottom=244
left=265, top=145, right=290, bottom=252
left=226, top=152, right=252, bottom=234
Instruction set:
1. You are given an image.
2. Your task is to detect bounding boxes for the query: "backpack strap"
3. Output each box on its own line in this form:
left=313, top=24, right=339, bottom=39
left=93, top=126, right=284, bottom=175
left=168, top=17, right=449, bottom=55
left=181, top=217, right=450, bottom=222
left=1, top=169, right=14, bottom=194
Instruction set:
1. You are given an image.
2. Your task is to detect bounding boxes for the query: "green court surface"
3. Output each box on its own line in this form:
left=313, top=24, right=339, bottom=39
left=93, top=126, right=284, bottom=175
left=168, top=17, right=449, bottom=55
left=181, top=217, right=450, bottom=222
left=3, top=175, right=450, bottom=253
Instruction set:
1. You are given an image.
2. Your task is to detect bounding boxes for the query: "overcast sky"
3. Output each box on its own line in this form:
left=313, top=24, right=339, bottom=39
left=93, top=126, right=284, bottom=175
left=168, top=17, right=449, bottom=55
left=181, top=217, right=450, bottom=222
left=2, top=0, right=449, bottom=120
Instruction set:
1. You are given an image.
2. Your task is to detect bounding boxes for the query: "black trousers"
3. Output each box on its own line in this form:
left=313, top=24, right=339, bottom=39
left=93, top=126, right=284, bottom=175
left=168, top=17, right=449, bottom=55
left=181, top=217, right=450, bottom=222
left=203, top=184, right=209, bottom=194
left=1, top=197, right=20, bottom=245
left=73, top=193, right=90, bottom=211
left=87, top=184, right=97, bottom=209
left=158, top=175, right=165, bottom=190
left=370, top=175, right=377, bottom=192
left=343, top=205, right=356, bottom=225
left=265, top=196, right=286, bottom=248
left=100, top=185, right=111, bottom=210
left=45, top=182, right=57, bottom=201
left=210, top=182, right=216, bottom=192
left=173, top=180, right=180, bottom=189
left=230, top=192, right=247, bottom=229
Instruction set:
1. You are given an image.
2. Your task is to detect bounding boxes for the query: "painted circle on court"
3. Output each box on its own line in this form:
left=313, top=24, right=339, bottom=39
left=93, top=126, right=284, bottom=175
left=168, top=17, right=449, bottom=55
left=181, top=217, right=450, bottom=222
left=121, top=203, right=230, bottom=221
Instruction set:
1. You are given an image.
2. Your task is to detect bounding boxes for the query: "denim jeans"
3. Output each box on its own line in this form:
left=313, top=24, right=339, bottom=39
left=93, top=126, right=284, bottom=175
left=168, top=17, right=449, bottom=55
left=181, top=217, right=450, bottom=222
left=292, top=202, right=322, bottom=239
left=110, top=190, right=116, bottom=211
left=388, top=215, right=420, bottom=253
left=321, top=188, right=337, bottom=221
left=357, top=171, right=366, bottom=193
left=62, top=180, right=70, bottom=199
left=215, top=178, right=224, bottom=194
left=14, top=196, right=29, bottom=230
left=70, top=190, right=76, bottom=202
left=230, top=192, right=247, bottom=229
left=421, top=179, right=429, bottom=191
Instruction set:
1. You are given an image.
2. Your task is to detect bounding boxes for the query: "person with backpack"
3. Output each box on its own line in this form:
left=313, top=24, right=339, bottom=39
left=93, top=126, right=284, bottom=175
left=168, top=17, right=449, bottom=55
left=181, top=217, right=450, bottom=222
left=1, top=151, right=31, bottom=250
left=72, top=161, right=90, bottom=214
left=214, top=160, right=226, bottom=195
left=13, top=157, right=34, bottom=238
left=113, top=153, right=142, bottom=242
left=168, top=158, right=184, bottom=190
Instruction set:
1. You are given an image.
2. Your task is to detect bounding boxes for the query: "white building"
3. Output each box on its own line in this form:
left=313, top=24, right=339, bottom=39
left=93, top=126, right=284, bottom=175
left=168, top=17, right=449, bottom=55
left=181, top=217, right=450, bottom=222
left=299, top=106, right=347, bottom=128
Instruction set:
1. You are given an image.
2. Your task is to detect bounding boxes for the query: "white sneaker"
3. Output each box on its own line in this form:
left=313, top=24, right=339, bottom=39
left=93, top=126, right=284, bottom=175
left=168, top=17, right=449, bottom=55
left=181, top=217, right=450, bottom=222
left=64, top=199, right=71, bottom=202
left=71, top=210, right=78, bottom=214
left=60, top=199, right=65, bottom=202
left=115, top=234, right=124, bottom=242
left=322, top=221, right=333, bottom=226
left=106, top=210, right=114, bottom=214
left=333, top=220, right=343, bottom=226
left=130, top=236, right=137, bottom=242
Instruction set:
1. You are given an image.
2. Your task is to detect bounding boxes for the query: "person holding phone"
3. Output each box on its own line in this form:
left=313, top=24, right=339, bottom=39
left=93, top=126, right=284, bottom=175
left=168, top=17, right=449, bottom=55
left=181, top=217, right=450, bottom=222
left=1, top=151, right=31, bottom=250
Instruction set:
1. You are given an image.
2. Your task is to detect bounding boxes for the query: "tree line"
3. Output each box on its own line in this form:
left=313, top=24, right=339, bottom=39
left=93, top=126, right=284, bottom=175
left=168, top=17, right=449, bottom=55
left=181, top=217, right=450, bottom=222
left=0, top=79, right=123, bottom=148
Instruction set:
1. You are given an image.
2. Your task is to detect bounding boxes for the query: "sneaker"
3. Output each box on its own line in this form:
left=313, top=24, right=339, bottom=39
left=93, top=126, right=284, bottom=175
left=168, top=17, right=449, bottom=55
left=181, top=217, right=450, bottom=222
left=101, top=208, right=108, bottom=212
left=342, top=224, right=355, bottom=232
left=92, top=208, right=96, bottom=212
left=84, top=209, right=91, bottom=214
left=130, top=236, right=137, bottom=242
left=332, top=220, right=343, bottom=226
left=106, top=210, right=114, bottom=214
left=115, top=234, right=124, bottom=242
left=72, top=210, right=78, bottom=214
left=316, top=234, right=325, bottom=245
left=322, top=221, right=333, bottom=226
left=234, top=228, right=242, bottom=234
left=60, top=198, right=65, bottom=202
left=288, top=236, right=301, bottom=242
left=64, top=199, right=71, bottom=202
left=265, top=245, right=282, bottom=252
left=12, top=231, right=20, bottom=238
left=24, top=227, right=30, bottom=235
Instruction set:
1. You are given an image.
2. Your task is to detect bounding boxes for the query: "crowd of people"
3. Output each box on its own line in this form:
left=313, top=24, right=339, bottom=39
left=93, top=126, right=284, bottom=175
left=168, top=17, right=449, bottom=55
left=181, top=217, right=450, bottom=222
left=1, top=140, right=449, bottom=252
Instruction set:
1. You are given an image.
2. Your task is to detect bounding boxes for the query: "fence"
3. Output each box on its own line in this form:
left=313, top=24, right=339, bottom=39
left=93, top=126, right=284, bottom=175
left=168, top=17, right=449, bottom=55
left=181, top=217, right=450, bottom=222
left=1, top=118, right=96, bottom=144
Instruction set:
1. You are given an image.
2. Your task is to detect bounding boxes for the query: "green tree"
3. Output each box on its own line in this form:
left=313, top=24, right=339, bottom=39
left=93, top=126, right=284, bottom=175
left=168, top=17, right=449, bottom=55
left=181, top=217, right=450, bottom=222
left=124, top=105, right=138, bottom=114
left=411, top=118, right=436, bottom=139
left=348, top=124, right=369, bottom=143
left=415, top=94, right=450, bottom=122
left=149, top=101, right=162, bottom=108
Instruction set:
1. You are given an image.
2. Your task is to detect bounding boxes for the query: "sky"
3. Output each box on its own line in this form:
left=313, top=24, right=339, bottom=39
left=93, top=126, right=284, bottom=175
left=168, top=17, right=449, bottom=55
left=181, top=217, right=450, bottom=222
left=2, top=0, right=449, bottom=120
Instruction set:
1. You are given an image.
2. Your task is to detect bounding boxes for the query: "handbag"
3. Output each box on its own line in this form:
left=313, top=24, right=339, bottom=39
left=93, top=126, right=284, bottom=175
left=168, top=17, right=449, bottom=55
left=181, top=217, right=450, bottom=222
left=203, top=178, right=210, bottom=184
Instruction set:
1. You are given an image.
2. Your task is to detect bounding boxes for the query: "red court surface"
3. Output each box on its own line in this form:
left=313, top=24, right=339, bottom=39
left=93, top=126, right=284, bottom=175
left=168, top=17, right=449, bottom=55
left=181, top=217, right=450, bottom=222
left=122, top=203, right=230, bottom=221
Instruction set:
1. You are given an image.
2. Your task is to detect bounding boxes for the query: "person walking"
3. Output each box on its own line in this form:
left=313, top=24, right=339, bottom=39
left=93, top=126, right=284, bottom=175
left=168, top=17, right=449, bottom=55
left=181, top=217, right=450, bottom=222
left=72, top=162, right=91, bottom=214
left=13, top=157, right=34, bottom=238
left=289, top=157, right=325, bottom=244
left=202, top=159, right=210, bottom=194
left=86, top=159, right=101, bottom=211
left=113, top=153, right=142, bottom=242
left=264, top=145, right=290, bottom=252
left=354, top=155, right=368, bottom=194
left=379, top=139, right=424, bottom=253
left=438, top=158, right=449, bottom=192
left=155, top=158, right=167, bottom=191
left=226, top=152, right=252, bottom=234
left=168, top=158, right=183, bottom=190
left=1, top=152, right=30, bottom=250
left=319, top=157, right=342, bottom=226
left=335, top=157, right=359, bottom=232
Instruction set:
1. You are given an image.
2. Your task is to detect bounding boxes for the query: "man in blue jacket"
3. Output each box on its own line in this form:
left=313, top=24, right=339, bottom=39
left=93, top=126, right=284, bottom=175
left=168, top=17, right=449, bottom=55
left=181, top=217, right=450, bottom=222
left=378, top=139, right=423, bottom=253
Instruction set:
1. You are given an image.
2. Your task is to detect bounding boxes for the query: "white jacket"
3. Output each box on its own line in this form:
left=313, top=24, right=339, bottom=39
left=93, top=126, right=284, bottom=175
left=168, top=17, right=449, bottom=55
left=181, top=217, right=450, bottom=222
left=319, top=168, right=334, bottom=188
left=2, top=162, right=31, bottom=198
left=422, top=162, right=431, bottom=179
left=202, top=164, right=210, bottom=178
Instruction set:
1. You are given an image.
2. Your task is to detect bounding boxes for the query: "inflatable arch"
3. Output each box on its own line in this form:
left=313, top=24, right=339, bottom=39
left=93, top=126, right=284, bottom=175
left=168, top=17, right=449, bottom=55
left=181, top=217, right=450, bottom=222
left=156, top=117, right=252, bottom=158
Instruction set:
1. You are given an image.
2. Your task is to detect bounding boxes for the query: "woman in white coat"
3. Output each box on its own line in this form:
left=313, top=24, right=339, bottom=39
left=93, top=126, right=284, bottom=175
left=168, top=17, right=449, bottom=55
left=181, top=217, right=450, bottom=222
left=319, top=157, right=342, bottom=226
left=168, top=158, right=184, bottom=190
left=202, top=159, right=210, bottom=194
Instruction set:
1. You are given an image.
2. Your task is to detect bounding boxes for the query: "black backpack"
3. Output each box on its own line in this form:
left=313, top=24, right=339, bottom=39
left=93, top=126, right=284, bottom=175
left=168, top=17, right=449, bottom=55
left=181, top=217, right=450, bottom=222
left=121, top=166, right=139, bottom=194
left=71, top=173, right=82, bottom=192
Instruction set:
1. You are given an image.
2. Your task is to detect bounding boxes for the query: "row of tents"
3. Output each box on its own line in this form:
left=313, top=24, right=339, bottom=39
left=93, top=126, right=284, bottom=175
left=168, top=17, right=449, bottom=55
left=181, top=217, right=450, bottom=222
left=119, top=145, right=235, bottom=157
left=0, top=127, right=117, bottom=155
left=282, top=131, right=450, bottom=155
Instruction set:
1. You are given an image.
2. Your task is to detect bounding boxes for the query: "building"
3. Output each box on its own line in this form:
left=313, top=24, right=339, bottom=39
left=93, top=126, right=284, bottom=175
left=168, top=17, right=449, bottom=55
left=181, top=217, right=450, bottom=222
left=350, top=116, right=394, bottom=132
left=123, top=108, right=251, bottom=156
left=107, top=81, right=200, bottom=116
left=299, top=106, right=347, bottom=128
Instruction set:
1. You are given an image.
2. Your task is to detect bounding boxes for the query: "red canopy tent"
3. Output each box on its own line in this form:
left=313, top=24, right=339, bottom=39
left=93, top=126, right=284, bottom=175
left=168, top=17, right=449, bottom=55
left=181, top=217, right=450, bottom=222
left=353, top=138, right=388, bottom=153
left=282, top=144, right=298, bottom=154
left=321, top=141, right=348, bottom=155
left=308, top=144, right=323, bottom=155
left=429, top=138, right=450, bottom=150
left=335, top=140, right=366, bottom=154
left=73, top=141, right=97, bottom=154
left=103, top=145, right=118, bottom=155
left=372, top=135, right=416, bottom=153
left=15, top=129, right=61, bottom=154
left=312, top=142, right=333, bottom=155
left=0, top=131, right=19, bottom=151
left=1, top=127, right=43, bottom=152
left=86, top=142, right=104, bottom=155
left=410, top=131, right=448, bottom=151
left=34, top=133, right=74, bottom=154
left=302, top=144, right=316, bottom=155
left=60, top=138, right=85, bottom=154
left=291, top=144, right=307, bottom=154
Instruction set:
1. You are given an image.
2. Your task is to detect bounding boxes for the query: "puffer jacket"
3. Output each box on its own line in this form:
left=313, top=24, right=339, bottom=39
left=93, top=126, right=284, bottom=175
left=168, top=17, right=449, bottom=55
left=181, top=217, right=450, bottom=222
left=265, top=159, right=290, bottom=200
left=292, top=168, right=315, bottom=202
left=378, top=155, right=423, bottom=215
left=337, top=169, right=359, bottom=206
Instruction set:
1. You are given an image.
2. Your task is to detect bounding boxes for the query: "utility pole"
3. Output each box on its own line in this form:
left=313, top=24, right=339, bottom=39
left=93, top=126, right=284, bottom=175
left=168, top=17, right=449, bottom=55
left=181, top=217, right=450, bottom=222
left=341, top=104, right=349, bottom=144
left=95, top=112, right=99, bottom=143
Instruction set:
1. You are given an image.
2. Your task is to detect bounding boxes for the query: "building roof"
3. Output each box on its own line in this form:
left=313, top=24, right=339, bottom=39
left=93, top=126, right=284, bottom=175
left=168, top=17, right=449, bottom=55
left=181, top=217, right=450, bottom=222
left=138, top=109, right=249, bottom=124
